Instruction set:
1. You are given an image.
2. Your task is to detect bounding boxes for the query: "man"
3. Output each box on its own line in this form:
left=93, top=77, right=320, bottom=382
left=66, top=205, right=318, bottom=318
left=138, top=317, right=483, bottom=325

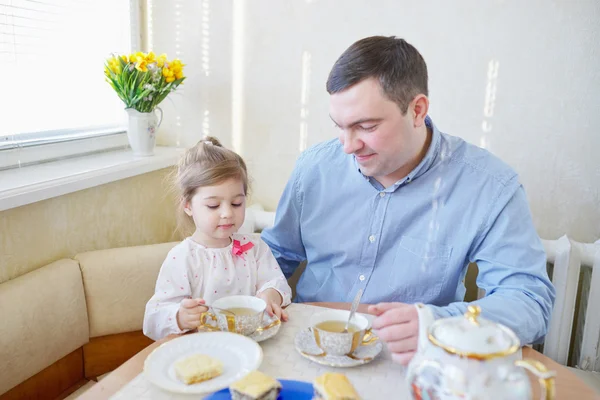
left=261, top=36, right=555, bottom=364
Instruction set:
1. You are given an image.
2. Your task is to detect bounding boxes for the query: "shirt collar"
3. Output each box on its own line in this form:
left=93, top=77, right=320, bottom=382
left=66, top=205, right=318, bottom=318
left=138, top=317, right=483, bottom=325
left=405, top=115, right=441, bottom=183
left=354, top=115, right=441, bottom=189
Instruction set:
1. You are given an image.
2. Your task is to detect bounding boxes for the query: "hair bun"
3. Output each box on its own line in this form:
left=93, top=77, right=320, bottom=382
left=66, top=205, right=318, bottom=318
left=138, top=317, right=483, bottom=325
left=200, top=136, right=223, bottom=147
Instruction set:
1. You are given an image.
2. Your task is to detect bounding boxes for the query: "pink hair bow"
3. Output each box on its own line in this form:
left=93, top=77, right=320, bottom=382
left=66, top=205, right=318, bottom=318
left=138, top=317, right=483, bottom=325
left=232, top=239, right=254, bottom=258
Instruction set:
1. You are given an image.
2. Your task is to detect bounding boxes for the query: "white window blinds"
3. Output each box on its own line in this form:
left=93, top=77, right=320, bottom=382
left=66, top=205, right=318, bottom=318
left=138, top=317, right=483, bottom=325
left=0, top=0, right=137, bottom=156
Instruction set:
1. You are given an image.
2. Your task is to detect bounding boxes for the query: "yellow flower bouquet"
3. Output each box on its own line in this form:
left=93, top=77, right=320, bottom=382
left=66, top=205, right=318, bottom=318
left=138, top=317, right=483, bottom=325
left=104, top=51, right=186, bottom=113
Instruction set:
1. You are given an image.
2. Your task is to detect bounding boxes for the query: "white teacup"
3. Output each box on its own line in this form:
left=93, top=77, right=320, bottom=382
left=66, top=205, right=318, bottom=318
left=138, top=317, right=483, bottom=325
left=309, top=309, right=377, bottom=356
left=200, top=295, right=276, bottom=336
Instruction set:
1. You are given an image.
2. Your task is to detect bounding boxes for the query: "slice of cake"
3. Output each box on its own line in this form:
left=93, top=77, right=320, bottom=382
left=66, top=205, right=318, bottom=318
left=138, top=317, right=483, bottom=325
left=313, top=373, right=361, bottom=400
left=174, top=353, right=223, bottom=385
left=229, top=370, right=282, bottom=400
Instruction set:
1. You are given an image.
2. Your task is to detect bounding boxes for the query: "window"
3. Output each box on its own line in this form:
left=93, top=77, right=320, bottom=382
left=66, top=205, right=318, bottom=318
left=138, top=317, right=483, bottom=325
left=0, top=0, right=141, bottom=169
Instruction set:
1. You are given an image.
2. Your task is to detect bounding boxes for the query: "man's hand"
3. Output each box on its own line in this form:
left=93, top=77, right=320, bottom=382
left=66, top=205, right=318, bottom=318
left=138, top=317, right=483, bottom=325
left=257, top=288, right=289, bottom=322
left=368, top=302, right=419, bottom=365
left=177, top=298, right=209, bottom=330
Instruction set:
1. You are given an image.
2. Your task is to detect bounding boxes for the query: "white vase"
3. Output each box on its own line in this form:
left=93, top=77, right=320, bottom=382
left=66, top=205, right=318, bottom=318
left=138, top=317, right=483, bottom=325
left=125, top=107, right=163, bottom=156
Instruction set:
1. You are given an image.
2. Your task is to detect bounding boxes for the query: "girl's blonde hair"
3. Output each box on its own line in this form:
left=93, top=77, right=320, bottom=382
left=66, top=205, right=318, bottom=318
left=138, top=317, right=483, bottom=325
left=173, top=136, right=249, bottom=234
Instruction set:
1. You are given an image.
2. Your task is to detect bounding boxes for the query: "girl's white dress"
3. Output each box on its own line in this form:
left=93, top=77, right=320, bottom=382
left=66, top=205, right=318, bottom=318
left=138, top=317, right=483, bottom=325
left=143, top=233, right=292, bottom=340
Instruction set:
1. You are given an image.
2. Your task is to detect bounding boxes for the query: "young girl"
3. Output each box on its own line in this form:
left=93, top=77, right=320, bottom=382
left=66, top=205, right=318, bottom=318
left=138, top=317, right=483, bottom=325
left=143, top=137, right=292, bottom=341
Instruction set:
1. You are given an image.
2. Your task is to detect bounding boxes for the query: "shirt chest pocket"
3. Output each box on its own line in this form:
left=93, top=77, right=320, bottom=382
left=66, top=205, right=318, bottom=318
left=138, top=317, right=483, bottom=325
left=388, top=236, right=452, bottom=303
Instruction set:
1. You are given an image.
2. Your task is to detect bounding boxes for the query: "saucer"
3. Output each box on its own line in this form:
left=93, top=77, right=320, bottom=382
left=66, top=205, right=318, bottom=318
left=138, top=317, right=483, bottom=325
left=294, top=327, right=382, bottom=367
left=248, top=313, right=281, bottom=343
left=199, top=312, right=281, bottom=343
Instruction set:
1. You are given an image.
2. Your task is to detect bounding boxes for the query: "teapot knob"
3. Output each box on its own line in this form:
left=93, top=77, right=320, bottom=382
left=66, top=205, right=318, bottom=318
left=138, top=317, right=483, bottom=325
left=465, top=305, right=481, bottom=326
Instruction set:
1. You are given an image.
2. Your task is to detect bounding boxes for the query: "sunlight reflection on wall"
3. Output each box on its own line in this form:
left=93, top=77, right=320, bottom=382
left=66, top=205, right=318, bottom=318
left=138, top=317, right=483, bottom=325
left=202, top=0, right=211, bottom=138
left=299, top=50, right=312, bottom=152
left=174, top=0, right=183, bottom=147
left=480, top=59, right=499, bottom=150
left=146, top=0, right=153, bottom=51
left=231, top=0, right=245, bottom=154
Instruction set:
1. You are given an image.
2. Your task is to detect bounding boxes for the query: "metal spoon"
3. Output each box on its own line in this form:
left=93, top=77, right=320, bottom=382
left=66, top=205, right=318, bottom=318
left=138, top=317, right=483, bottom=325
left=343, top=288, right=364, bottom=333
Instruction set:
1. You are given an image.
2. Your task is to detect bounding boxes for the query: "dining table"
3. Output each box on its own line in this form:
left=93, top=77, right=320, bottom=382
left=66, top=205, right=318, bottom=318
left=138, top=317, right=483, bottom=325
left=78, top=302, right=599, bottom=399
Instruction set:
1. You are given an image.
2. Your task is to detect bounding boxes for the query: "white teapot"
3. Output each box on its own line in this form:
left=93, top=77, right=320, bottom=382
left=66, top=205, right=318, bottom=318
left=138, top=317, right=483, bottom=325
left=406, top=304, right=556, bottom=400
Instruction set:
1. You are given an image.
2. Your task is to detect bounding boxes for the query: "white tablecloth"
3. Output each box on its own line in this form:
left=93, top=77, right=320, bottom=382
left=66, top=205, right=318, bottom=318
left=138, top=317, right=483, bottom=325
left=109, top=303, right=411, bottom=399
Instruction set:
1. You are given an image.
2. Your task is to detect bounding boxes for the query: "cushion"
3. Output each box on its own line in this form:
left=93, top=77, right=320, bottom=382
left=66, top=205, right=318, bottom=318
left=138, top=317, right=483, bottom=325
left=77, top=242, right=178, bottom=337
left=0, top=259, right=89, bottom=395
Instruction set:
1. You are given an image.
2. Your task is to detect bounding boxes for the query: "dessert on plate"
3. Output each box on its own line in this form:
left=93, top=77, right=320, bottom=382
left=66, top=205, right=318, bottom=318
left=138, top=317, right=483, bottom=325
left=313, top=372, right=361, bottom=400
left=229, top=370, right=282, bottom=400
left=174, top=353, right=223, bottom=385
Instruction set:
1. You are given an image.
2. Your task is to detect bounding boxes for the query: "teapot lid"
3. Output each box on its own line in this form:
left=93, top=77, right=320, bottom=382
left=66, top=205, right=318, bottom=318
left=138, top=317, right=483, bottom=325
left=428, top=305, right=520, bottom=360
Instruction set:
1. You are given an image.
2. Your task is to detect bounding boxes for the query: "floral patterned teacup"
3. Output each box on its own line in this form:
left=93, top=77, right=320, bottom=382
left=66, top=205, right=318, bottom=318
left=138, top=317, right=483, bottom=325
left=200, top=295, right=276, bottom=336
left=309, top=309, right=378, bottom=356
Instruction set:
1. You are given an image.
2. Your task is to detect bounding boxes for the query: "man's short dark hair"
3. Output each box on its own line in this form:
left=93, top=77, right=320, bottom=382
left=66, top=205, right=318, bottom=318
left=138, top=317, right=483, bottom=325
left=326, top=36, right=428, bottom=114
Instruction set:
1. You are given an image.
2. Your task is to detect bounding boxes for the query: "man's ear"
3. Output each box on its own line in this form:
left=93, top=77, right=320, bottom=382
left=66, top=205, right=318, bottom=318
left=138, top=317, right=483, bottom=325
left=410, top=94, right=429, bottom=128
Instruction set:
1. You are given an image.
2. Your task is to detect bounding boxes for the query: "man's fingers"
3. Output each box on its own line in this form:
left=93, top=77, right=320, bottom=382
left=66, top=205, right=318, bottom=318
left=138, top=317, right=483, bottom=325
left=368, top=302, right=411, bottom=315
left=374, top=318, right=418, bottom=342
left=367, top=305, right=380, bottom=316
left=371, top=306, right=418, bottom=330
left=384, top=335, right=419, bottom=354
left=391, top=351, right=416, bottom=366
left=369, top=302, right=412, bottom=313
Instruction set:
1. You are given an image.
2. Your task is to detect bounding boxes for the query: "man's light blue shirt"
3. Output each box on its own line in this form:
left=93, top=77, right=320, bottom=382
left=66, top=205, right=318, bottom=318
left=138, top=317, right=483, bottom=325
left=262, top=116, right=555, bottom=345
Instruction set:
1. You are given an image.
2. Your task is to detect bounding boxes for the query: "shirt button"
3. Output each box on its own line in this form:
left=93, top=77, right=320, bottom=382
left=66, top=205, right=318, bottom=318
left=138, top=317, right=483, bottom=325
left=369, top=235, right=376, bottom=243
left=379, top=192, right=385, bottom=197
left=359, top=274, right=366, bottom=281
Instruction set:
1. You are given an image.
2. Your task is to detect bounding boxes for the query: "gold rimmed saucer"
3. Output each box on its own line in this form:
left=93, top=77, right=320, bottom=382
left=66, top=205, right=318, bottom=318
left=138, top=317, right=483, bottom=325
left=198, top=312, right=281, bottom=343
left=249, top=313, right=281, bottom=342
left=294, top=327, right=382, bottom=367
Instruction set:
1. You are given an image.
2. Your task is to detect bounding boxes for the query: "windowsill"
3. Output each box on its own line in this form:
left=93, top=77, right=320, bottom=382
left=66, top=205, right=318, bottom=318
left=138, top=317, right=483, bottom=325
left=0, top=146, right=184, bottom=212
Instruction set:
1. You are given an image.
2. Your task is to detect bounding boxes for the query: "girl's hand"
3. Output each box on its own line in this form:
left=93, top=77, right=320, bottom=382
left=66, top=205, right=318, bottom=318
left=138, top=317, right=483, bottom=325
left=177, top=298, right=209, bottom=330
left=257, top=288, right=288, bottom=322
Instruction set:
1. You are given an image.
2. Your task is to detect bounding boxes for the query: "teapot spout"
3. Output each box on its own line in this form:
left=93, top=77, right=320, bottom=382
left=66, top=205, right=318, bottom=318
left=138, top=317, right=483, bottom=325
left=414, top=303, right=436, bottom=351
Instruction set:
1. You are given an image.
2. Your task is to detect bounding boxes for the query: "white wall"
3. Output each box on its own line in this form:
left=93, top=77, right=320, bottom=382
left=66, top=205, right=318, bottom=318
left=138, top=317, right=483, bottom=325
left=150, top=0, right=600, bottom=242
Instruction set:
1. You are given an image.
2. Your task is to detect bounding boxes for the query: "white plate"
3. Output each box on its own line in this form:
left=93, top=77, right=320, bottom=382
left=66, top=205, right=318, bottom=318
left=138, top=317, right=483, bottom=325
left=143, top=332, right=263, bottom=394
